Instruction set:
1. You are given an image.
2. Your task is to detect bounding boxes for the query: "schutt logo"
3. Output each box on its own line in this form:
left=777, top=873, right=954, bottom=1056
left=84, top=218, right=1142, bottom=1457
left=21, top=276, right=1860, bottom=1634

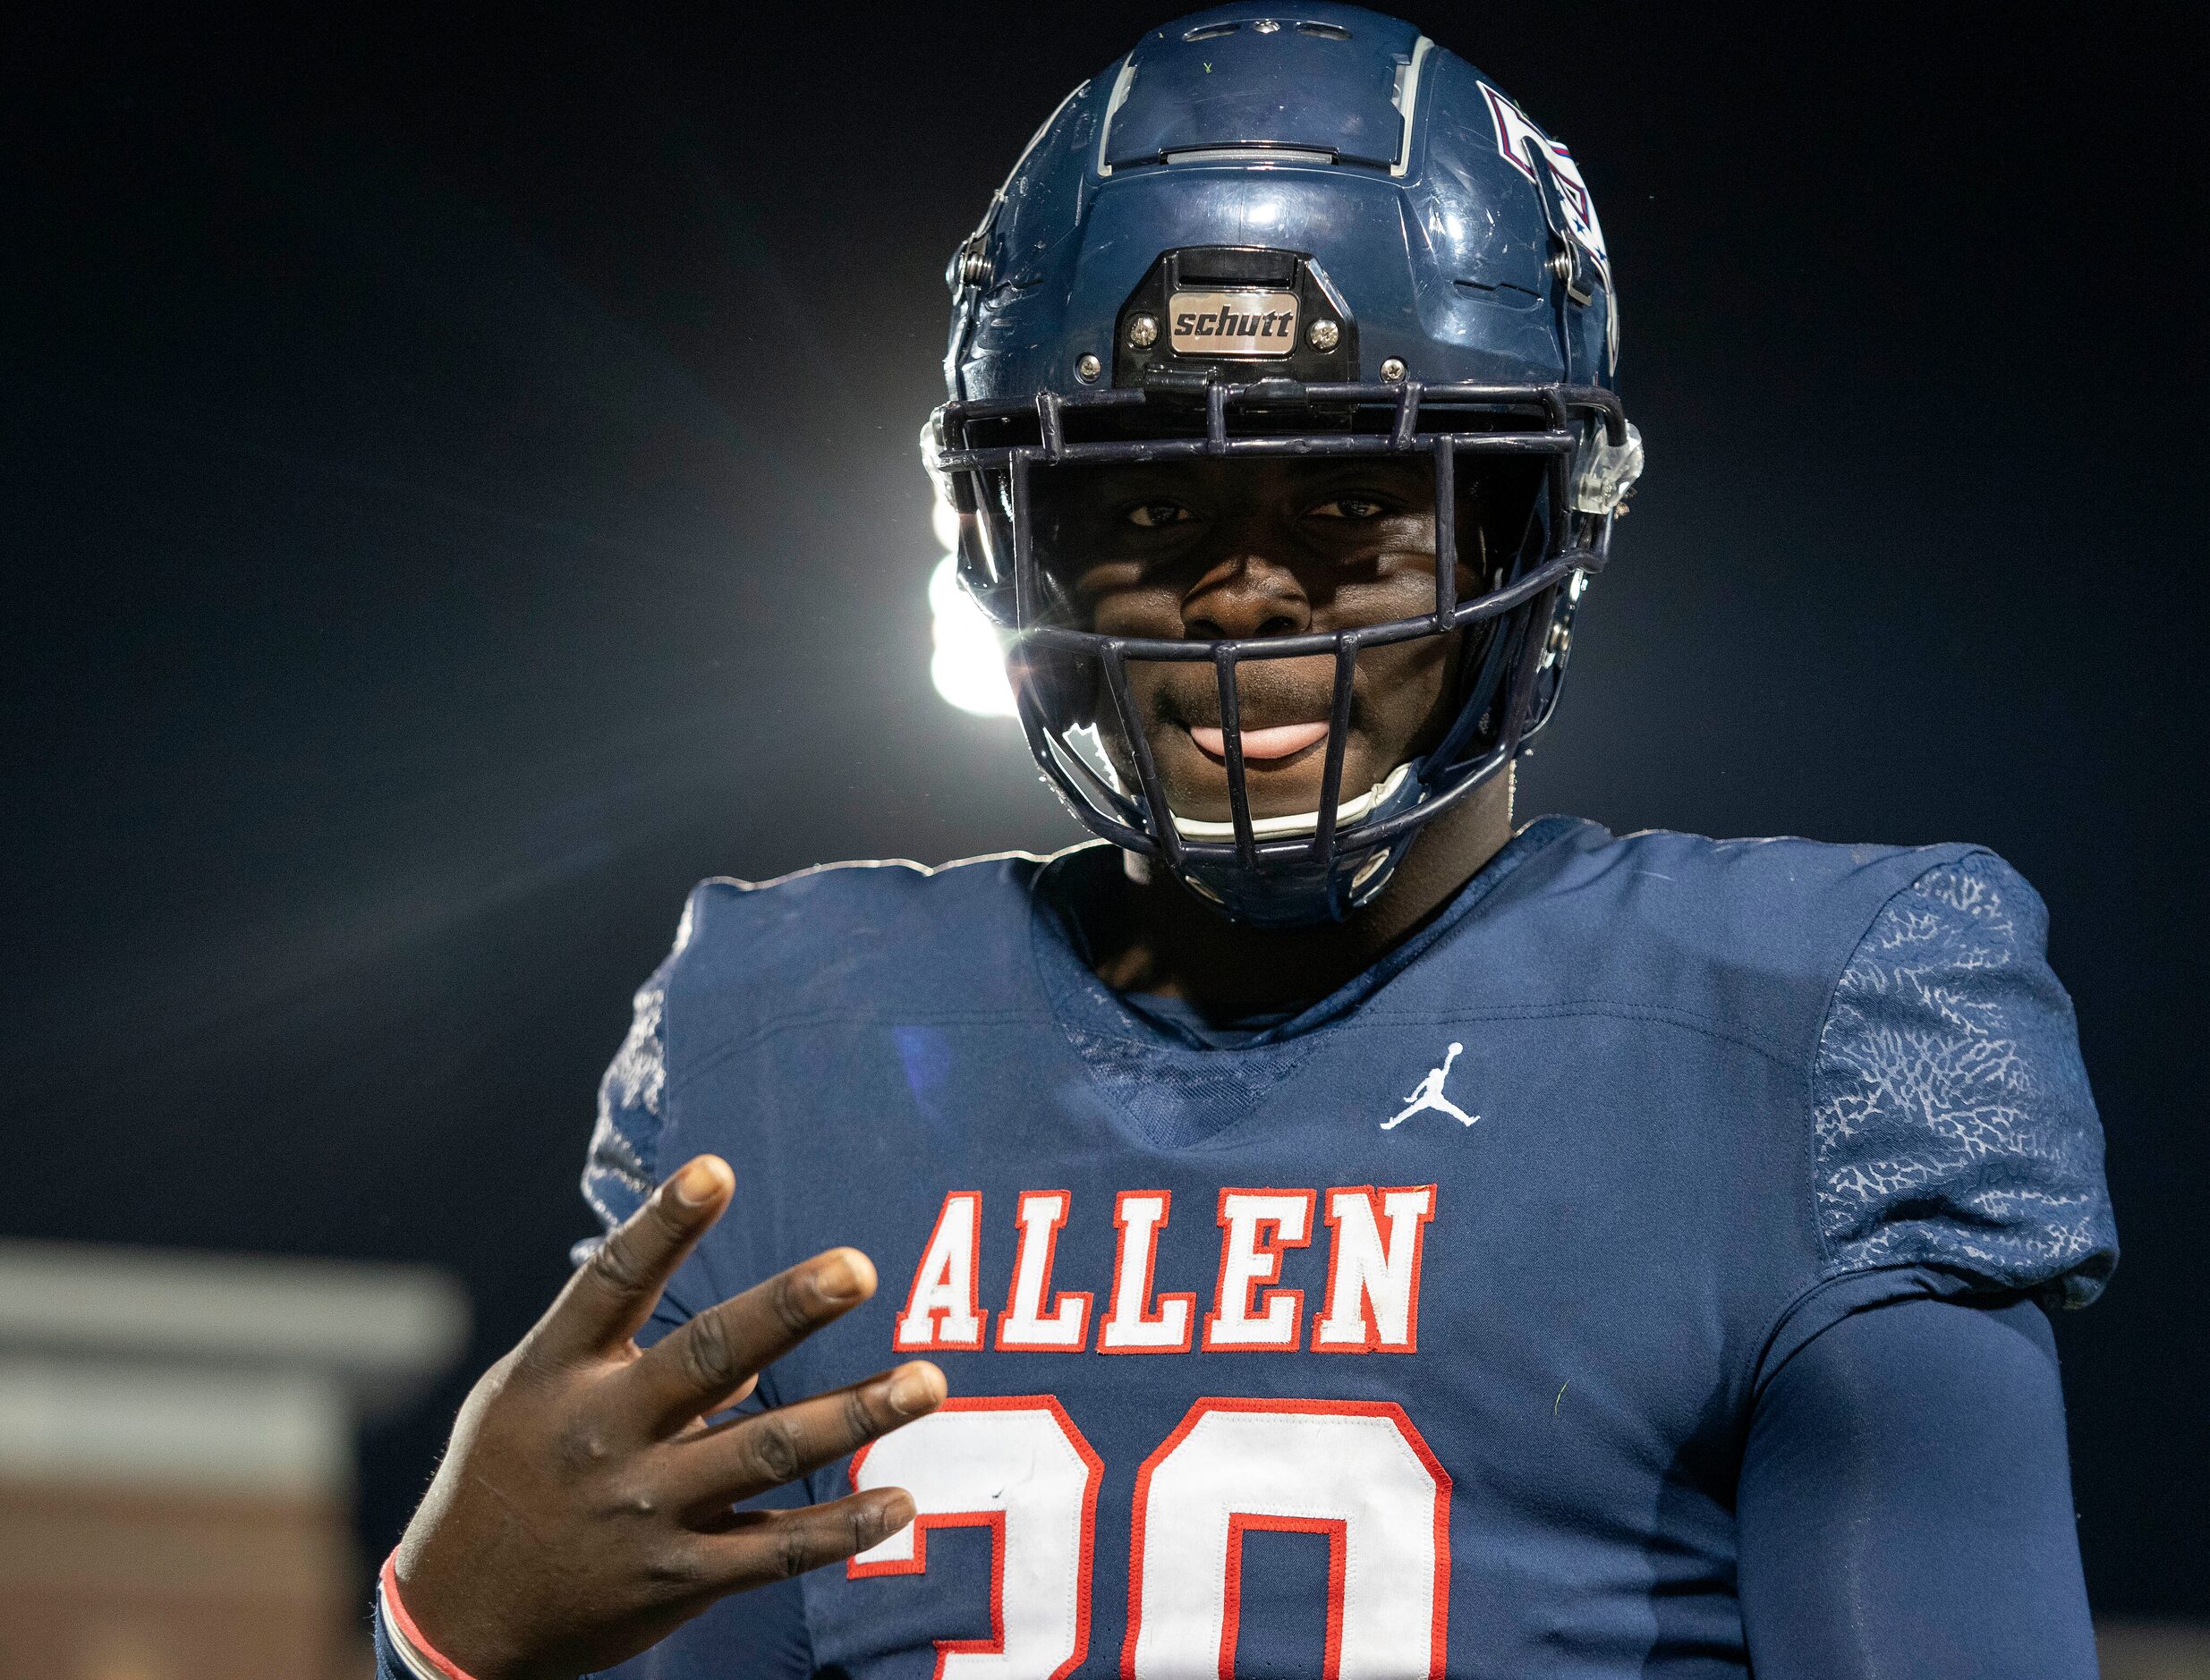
left=1169, top=289, right=1298, bottom=357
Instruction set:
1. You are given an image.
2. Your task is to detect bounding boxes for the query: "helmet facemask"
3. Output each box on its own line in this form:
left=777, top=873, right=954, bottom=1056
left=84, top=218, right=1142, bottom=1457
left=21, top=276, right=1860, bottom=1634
left=930, top=378, right=1636, bottom=926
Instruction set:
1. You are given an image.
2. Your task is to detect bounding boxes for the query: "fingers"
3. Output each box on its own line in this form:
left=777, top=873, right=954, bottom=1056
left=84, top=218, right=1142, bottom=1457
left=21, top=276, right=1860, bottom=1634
left=618, top=1248, right=880, bottom=1437
left=536, top=1157, right=735, bottom=1362
left=701, top=1489, right=921, bottom=1592
left=665, top=1362, right=948, bottom=1515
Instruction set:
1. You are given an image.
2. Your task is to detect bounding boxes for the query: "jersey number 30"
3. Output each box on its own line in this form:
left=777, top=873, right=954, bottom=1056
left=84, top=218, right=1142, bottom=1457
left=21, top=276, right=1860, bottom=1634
left=848, top=1396, right=1450, bottom=1680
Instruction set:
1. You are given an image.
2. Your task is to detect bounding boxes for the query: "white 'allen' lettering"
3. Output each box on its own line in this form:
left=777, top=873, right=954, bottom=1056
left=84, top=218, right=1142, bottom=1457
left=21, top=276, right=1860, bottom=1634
left=996, top=1190, right=1092, bottom=1350
left=894, top=1191, right=988, bottom=1351
left=1202, top=1189, right=1316, bottom=1351
left=1313, top=1185, right=1437, bottom=1353
left=1100, top=1191, right=1195, bottom=1353
left=894, top=1185, right=1437, bottom=1356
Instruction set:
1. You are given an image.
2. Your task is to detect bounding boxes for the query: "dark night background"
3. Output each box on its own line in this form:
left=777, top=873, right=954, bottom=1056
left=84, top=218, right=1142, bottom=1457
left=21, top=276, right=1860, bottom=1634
left=6, top=0, right=2204, bottom=1626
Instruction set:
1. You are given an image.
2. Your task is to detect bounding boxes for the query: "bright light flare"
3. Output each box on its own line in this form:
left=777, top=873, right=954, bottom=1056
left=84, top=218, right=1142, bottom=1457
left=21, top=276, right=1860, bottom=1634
left=928, top=499, right=1016, bottom=718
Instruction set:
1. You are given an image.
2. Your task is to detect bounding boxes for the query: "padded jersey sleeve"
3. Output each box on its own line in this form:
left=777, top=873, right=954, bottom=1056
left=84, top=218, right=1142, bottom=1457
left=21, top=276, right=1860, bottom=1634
left=575, top=895, right=729, bottom=1333
left=580, top=948, right=681, bottom=1258
left=574, top=893, right=820, bottom=1679
left=574, top=935, right=710, bottom=1349
left=1807, top=849, right=2117, bottom=1310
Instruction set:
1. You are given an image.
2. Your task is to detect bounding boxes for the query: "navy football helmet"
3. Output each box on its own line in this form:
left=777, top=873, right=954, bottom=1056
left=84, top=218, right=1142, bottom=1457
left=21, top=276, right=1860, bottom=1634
left=926, top=2, right=1642, bottom=927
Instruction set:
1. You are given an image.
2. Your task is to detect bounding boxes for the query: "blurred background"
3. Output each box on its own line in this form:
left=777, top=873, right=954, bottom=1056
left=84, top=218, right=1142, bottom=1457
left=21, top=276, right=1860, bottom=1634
left=4, top=2, right=2204, bottom=1674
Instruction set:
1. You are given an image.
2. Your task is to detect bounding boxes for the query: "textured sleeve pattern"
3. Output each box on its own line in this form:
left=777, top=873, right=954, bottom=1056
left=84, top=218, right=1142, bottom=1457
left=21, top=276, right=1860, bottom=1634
left=1811, top=852, right=2117, bottom=1308
left=578, top=897, right=696, bottom=1252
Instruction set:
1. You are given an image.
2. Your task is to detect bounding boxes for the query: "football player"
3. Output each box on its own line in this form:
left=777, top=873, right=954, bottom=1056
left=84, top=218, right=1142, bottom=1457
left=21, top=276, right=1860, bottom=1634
left=373, top=7, right=2117, bottom=1677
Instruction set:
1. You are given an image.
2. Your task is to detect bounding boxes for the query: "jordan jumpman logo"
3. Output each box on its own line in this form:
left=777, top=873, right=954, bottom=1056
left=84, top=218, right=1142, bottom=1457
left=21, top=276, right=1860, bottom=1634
left=1381, top=1041, right=1479, bottom=1131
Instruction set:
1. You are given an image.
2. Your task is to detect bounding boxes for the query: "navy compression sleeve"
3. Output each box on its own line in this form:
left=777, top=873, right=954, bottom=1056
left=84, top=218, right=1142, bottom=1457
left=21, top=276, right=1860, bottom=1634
left=1738, top=1294, right=2097, bottom=1679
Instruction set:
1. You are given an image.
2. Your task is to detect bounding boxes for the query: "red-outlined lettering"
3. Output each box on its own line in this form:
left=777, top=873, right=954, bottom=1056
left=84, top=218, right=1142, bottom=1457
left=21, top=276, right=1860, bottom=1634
left=1312, top=1184, right=1436, bottom=1353
left=1201, top=1188, right=1316, bottom=1351
left=1099, top=1190, right=1196, bottom=1354
left=996, top=1190, right=1093, bottom=1351
left=895, top=1191, right=988, bottom=1352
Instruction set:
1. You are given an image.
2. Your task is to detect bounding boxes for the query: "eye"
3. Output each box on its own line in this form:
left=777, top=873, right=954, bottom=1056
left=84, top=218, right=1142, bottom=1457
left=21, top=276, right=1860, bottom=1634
left=1306, top=496, right=1390, bottom=521
left=1125, top=501, right=1196, bottom=529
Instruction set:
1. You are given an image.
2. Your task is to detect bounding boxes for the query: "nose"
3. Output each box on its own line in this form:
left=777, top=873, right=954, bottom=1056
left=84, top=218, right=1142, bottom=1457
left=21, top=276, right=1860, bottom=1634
left=1182, top=550, right=1312, bottom=641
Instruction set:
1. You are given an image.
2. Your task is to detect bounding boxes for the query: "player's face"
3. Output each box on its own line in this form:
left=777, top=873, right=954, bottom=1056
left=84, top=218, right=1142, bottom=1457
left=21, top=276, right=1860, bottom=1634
left=1033, top=457, right=1481, bottom=827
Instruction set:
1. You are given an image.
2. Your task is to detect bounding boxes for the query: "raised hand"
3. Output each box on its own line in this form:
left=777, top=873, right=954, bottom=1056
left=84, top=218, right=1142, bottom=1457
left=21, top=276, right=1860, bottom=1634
left=390, top=1155, right=946, bottom=1680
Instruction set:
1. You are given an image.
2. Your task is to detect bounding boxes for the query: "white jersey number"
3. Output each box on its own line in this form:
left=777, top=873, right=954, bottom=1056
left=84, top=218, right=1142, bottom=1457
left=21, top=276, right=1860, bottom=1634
left=848, top=1397, right=1102, bottom=1680
left=849, top=1396, right=1449, bottom=1680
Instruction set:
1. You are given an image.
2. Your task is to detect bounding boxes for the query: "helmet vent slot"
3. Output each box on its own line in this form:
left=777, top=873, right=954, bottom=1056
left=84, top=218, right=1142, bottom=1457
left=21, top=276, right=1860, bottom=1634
left=1175, top=246, right=1297, bottom=285
left=1182, top=21, right=1240, bottom=39
left=1296, top=21, right=1351, bottom=38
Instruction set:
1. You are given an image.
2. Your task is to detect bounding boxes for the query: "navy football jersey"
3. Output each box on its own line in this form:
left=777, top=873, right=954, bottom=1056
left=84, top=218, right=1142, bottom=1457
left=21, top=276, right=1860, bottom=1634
left=579, top=817, right=2115, bottom=1679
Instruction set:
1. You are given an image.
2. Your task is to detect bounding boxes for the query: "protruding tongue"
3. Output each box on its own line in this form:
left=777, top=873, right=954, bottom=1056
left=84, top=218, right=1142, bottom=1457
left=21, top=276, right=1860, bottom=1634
left=1189, top=722, right=1330, bottom=761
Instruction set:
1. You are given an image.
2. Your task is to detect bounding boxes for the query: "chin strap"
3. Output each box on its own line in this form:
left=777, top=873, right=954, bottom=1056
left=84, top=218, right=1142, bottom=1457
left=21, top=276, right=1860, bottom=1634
left=1169, top=762, right=1432, bottom=928
left=1168, top=763, right=1414, bottom=844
